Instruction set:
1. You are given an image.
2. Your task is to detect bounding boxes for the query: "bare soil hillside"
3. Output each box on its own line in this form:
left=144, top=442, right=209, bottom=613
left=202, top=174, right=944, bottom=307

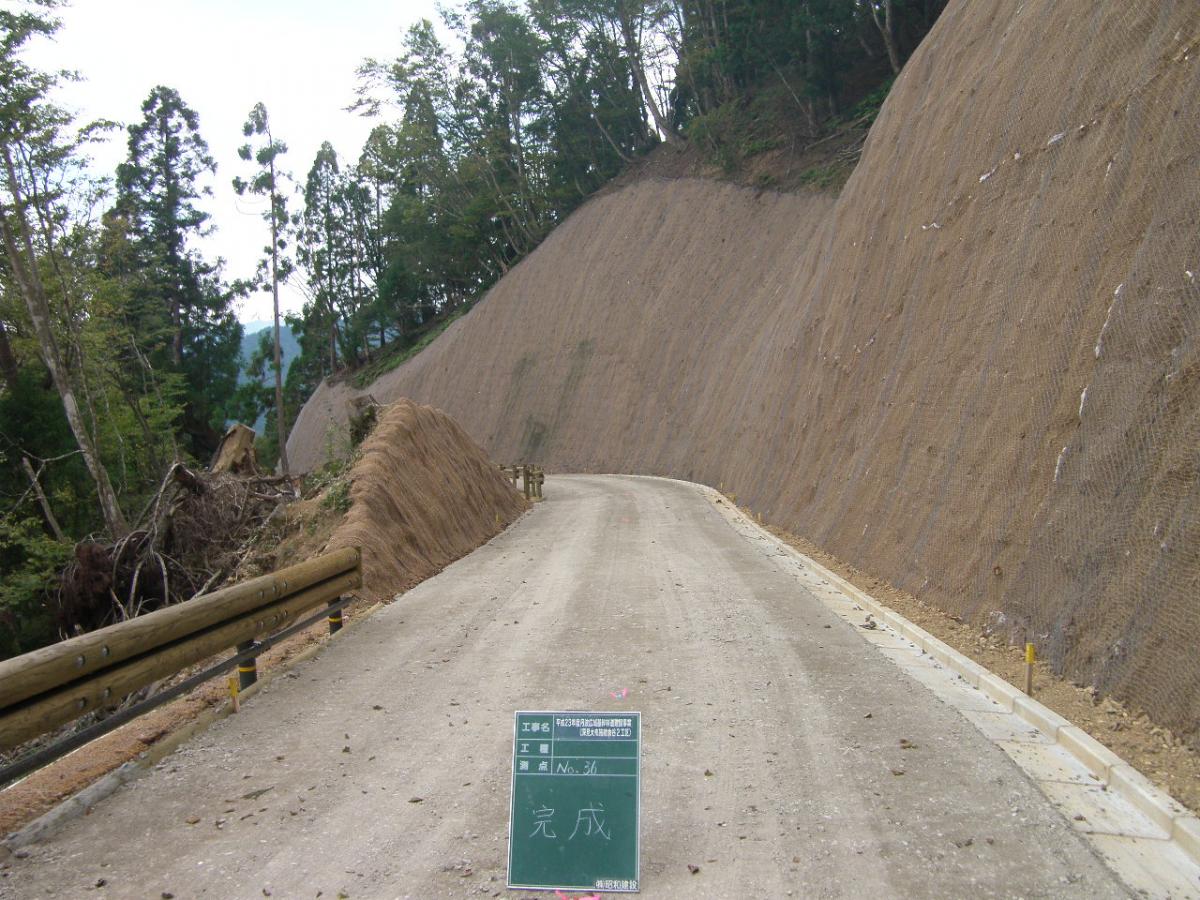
left=288, top=0, right=1200, bottom=744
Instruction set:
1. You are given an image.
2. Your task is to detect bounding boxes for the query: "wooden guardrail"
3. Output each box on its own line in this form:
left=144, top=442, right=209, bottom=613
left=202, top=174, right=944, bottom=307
left=500, top=465, right=544, bottom=501
left=0, top=547, right=361, bottom=758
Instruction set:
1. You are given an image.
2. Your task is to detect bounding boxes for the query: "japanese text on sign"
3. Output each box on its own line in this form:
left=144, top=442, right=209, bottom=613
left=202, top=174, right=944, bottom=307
left=508, top=711, right=641, bottom=893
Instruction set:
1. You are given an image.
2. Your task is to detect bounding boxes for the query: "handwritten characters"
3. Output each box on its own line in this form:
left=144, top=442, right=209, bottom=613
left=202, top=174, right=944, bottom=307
left=569, top=803, right=611, bottom=841
left=530, top=806, right=557, bottom=839
left=529, top=802, right=611, bottom=842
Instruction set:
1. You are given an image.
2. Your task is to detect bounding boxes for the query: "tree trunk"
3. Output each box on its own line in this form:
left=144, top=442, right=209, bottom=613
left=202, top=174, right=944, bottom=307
left=267, top=174, right=290, bottom=477
left=159, top=114, right=185, bottom=369
left=590, top=101, right=635, bottom=163
left=0, top=320, right=20, bottom=392
left=869, top=0, right=902, bottom=75
left=21, top=456, right=65, bottom=541
left=171, top=296, right=182, bottom=367
left=0, top=149, right=129, bottom=537
left=617, top=4, right=679, bottom=144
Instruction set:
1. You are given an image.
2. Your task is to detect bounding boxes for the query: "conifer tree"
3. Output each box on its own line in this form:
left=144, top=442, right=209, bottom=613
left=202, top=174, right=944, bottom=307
left=233, top=102, right=292, bottom=474
left=116, top=85, right=240, bottom=456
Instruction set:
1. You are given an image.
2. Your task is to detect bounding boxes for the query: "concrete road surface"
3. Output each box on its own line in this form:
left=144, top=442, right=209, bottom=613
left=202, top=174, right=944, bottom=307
left=0, top=476, right=1128, bottom=899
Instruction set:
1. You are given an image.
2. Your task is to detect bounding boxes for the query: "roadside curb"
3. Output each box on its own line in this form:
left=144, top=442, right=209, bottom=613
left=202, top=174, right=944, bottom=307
left=804, top=550, right=1200, bottom=865
left=700, top=485, right=1200, bottom=875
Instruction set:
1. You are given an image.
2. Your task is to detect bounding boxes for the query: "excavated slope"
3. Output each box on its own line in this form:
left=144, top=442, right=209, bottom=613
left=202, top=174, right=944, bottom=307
left=291, top=1, right=1200, bottom=739
left=326, top=400, right=526, bottom=601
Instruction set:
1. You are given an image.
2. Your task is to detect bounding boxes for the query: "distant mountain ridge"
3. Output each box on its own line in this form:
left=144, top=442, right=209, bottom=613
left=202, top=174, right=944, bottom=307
left=236, top=323, right=299, bottom=433
left=238, top=323, right=299, bottom=382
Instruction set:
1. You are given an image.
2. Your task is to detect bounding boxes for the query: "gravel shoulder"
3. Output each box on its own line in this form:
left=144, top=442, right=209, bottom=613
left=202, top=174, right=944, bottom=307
left=0, top=475, right=1127, bottom=899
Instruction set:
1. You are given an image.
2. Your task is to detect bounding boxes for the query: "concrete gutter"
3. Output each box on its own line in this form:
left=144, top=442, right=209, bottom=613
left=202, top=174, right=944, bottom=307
left=703, top=484, right=1200, bottom=899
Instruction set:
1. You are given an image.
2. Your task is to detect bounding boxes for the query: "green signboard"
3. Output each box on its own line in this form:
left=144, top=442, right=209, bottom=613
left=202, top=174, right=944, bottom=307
left=508, top=711, right=641, bottom=892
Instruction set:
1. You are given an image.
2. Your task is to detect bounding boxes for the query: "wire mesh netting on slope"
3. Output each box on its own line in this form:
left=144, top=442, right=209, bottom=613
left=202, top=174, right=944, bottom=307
left=289, top=1, right=1200, bottom=745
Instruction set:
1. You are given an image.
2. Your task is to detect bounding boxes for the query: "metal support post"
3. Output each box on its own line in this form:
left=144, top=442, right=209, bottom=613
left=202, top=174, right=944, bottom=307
left=237, top=640, right=260, bottom=690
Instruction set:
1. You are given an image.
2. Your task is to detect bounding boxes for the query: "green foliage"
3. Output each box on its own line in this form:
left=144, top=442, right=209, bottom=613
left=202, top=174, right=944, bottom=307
left=304, top=447, right=351, bottom=492
left=231, top=330, right=274, bottom=426
left=268, top=2, right=947, bottom=417
left=351, top=303, right=472, bottom=389
left=797, top=162, right=846, bottom=190
left=319, top=476, right=352, bottom=514
left=304, top=451, right=354, bottom=514
left=0, top=515, right=69, bottom=658
left=676, top=1, right=943, bottom=171
left=0, top=0, right=950, bottom=659
left=234, top=101, right=295, bottom=470
left=271, top=0, right=654, bottom=413
left=0, top=13, right=215, bottom=656
left=844, top=77, right=896, bottom=126
left=0, top=369, right=91, bottom=532
left=684, top=101, right=742, bottom=171
left=684, top=85, right=796, bottom=172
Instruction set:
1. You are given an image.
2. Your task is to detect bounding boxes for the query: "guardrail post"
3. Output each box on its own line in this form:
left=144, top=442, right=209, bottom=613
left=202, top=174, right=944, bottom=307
left=237, top=640, right=260, bottom=689
left=328, top=599, right=344, bottom=635
left=0, top=546, right=363, bottom=758
left=522, top=465, right=532, bottom=500
left=536, top=468, right=544, bottom=499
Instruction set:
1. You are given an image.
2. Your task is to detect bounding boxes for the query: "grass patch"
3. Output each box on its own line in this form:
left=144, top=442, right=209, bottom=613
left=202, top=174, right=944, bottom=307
left=843, top=78, right=894, bottom=127
left=351, top=304, right=472, bottom=389
left=797, top=163, right=849, bottom=190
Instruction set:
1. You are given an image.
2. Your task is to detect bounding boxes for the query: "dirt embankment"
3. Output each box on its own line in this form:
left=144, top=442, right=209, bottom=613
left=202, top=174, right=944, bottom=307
left=1, top=401, right=524, bottom=836
left=326, top=399, right=528, bottom=601
left=288, top=1, right=1200, bottom=745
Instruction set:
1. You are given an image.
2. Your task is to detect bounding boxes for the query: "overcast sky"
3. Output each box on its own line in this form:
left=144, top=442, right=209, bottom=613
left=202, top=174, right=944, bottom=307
left=23, top=0, right=443, bottom=327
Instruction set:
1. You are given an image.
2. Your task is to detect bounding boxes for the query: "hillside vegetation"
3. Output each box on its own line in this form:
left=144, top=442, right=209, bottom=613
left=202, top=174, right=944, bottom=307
left=291, top=0, right=1200, bottom=745
left=0, top=1, right=942, bottom=656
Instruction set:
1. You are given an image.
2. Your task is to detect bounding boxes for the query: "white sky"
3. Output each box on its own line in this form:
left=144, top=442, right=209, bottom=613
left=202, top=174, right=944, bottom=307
left=24, top=0, right=444, bottom=326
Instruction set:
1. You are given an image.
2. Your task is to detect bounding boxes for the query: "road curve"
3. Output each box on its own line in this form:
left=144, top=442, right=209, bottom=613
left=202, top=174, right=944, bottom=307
left=0, top=475, right=1126, bottom=899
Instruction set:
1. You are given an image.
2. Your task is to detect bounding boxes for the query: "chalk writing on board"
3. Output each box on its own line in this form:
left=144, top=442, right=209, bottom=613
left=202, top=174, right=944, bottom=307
left=530, top=806, right=557, bottom=839
left=569, top=803, right=611, bottom=841
left=509, top=711, right=640, bottom=892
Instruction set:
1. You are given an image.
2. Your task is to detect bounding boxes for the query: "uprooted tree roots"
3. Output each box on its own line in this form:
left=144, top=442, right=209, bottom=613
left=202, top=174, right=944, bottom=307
left=55, top=463, right=297, bottom=637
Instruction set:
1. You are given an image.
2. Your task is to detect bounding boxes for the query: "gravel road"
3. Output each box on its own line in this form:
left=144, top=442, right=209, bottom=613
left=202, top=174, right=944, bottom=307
left=0, top=475, right=1127, bottom=899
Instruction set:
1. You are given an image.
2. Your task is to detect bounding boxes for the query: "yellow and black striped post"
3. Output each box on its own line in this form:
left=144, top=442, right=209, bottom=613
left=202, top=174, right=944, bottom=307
left=237, top=640, right=259, bottom=690
left=328, top=599, right=344, bottom=635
